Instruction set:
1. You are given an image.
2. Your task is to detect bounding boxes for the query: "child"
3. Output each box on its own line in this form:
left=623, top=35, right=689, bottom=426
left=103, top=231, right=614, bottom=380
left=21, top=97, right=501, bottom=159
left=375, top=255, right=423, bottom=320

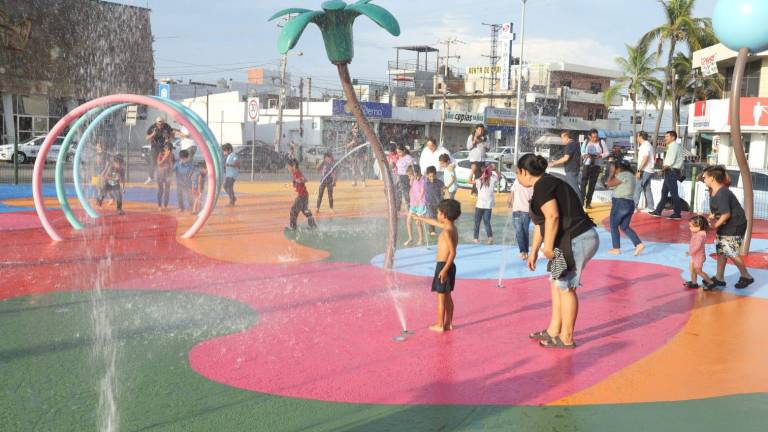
left=173, top=150, right=195, bottom=212
left=425, top=166, right=445, bottom=236
left=469, top=162, right=480, bottom=196
left=404, top=165, right=426, bottom=246
left=507, top=178, right=533, bottom=259
left=685, top=216, right=714, bottom=289
left=222, top=143, right=239, bottom=207
left=287, top=159, right=317, bottom=230
left=440, top=154, right=457, bottom=200
left=156, top=141, right=174, bottom=211
left=473, top=164, right=499, bottom=244
left=192, top=161, right=207, bottom=215
left=97, top=155, right=125, bottom=216
left=394, top=145, right=414, bottom=212
left=316, top=152, right=336, bottom=215
left=415, top=199, right=462, bottom=332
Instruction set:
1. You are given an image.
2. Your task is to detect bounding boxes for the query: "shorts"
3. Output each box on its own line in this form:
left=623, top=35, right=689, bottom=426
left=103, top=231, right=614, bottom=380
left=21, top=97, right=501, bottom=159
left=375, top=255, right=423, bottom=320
left=554, top=228, right=599, bottom=291
left=432, top=261, right=456, bottom=293
left=716, top=234, right=743, bottom=258
left=409, top=205, right=427, bottom=216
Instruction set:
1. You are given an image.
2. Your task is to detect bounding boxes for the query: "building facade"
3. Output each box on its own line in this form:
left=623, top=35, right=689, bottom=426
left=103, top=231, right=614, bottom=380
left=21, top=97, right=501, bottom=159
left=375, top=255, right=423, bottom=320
left=0, top=0, right=154, bottom=146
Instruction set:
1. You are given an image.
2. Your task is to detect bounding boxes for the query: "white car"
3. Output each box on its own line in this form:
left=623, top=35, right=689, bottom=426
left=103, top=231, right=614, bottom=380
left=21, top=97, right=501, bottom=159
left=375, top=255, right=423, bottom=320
left=487, top=146, right=516, bottom=165
left=454, top=158, right=514, bottom=192
left=0, top=135, right=71, bottom=164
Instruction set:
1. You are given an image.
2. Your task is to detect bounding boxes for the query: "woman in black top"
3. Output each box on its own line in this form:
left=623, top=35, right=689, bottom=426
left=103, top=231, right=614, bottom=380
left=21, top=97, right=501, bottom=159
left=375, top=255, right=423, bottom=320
left=702, top=166, right=754, bottom=289
left=517, top=153, right=600, bottom=349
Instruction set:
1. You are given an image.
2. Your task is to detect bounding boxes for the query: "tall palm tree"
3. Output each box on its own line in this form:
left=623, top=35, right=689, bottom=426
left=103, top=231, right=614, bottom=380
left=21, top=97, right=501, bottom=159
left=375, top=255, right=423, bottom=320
left=604, top=42, right=663, bottom=154
left=671, top=52, right=724, bottom=121
left=641, top=0, right=714, bottom=143
left=270, top=1, right=401, bottom=269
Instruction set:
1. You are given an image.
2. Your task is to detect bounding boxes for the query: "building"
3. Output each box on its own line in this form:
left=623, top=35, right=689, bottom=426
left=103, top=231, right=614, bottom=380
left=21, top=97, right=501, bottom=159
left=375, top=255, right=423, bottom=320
left=0, top=0, right=154, bottom=146
left=690, top=43, right=768, bottom=169
left=609, top=97, right=686, bottom=146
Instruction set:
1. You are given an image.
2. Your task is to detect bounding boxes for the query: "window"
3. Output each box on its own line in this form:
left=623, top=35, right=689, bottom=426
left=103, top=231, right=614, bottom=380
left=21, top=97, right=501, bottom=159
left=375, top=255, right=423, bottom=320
left=560, top=80, right=572, bottom=88
left=590, top=82, right=603, bottom=93
left=725, top=61, right=761, bottom=97
left=596, top=108, right=605, bottom=120
left=587, top=108, right=595, bottom=121
left=631, top=115, right=642, bottom=125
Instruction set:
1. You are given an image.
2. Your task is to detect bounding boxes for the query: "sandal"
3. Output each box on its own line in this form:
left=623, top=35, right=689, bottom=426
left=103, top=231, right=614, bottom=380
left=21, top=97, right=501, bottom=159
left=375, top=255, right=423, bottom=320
left=683, top=281, right=699, bottom=289
left=735, top=277, right=755, bottom=289
left=539, top=335, right=577, bottom=349
left=710, top=277, right=727, bottom=287
left=529, top=330, right=553, bottom=341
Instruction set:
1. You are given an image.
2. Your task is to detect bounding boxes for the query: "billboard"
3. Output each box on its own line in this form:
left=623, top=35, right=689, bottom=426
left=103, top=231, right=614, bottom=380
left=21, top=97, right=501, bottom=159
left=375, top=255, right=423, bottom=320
left=332, top=100, right=392, bottom=119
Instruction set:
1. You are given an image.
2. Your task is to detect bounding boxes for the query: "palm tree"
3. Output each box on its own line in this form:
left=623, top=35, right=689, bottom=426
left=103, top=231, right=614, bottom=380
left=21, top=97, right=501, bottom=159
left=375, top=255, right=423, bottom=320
left=604, top=42, right=663, bottom=154
left=641, top=0, right=714, bottom=143
left=270, top=1, right=401, bottom=269
left=671, top=52, right=724, bottom=121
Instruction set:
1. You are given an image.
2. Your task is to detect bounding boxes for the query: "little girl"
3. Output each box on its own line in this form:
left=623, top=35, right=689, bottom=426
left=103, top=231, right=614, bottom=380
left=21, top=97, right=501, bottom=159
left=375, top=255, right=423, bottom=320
left=473, top=164, right=498, bottom=244
left=404, top=165, right=426, bottom=246
left=156, top=141, right=174, bottom=211
left=685, top=215, right=714, bottom=289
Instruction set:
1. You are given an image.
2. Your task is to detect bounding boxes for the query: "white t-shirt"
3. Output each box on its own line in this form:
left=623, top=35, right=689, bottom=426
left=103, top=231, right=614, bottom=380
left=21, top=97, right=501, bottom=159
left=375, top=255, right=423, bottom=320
left=510, top=180, right=533, bottom=213
left=474, top=172, right=498, bottom=209
left=467, top=135, right=488, bottom=162
left=179, top=127, right=196, bottom=151
left=419, top=145, right=451, bottom=173
left=637, top=140, right=655, bottom=173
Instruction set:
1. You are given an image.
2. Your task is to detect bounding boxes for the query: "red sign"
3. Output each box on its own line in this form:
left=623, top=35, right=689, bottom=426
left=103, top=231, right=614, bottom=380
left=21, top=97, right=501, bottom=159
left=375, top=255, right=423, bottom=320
left=729, top=97, right=768, bottom=127
left=694, top=100, right=707, bottom=118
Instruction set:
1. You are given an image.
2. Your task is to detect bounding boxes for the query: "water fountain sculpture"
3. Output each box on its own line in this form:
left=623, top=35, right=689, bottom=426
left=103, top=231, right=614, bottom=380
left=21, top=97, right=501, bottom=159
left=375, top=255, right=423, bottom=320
left=270, top=0, right=401, bottom=269
left=712, top=0, right=768, bottom=253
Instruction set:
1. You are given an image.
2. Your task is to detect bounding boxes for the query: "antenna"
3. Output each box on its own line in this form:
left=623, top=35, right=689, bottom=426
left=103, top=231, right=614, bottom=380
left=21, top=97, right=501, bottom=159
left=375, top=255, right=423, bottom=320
left=482, top=23, right=502, bottom=107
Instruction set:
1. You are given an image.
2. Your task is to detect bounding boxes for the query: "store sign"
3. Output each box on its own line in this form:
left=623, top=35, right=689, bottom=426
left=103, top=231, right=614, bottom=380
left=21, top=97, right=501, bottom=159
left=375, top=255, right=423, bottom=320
left=484, top=107, right=522, bottom=127
left=736, top=97, right=768, bottom=128
left=693, top=100, right=709, bottom=128
left=499, top=22, right=514, bottom=91
left=467, top=65, right=501, bottom=76
left=332, top=99, right=392, bottom=119
left=446, top=111, right=485, bottom=124
left=700, top=54, right=718, bottom=77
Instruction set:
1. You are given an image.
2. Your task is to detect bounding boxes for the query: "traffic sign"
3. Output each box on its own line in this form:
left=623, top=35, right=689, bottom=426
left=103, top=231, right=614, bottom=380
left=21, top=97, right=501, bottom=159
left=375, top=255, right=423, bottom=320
left=247, top=97, right=260, bottom=122
left=158, top=83, right=170, bottom=99
left=125, top=105, right=138, bottom=126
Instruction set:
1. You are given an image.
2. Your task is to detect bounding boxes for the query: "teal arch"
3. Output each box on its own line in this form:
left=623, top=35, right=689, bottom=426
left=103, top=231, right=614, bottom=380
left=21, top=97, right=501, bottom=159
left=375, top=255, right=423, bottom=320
left=55, top=107, right=107, bottom=230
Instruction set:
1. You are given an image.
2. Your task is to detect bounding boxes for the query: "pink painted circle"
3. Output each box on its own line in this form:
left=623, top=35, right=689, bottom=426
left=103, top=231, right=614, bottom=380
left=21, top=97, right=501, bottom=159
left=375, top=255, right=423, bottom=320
left=156, top=260, right=697, bottom=406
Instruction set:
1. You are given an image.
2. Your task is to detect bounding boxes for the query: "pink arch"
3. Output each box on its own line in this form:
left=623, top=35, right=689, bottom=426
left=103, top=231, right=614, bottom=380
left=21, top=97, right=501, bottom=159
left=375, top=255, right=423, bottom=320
left=33, top=94, right=218, bottom=241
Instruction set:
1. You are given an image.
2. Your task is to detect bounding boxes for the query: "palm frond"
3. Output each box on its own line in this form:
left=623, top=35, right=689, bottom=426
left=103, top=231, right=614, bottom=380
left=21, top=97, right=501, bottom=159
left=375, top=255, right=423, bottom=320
left=276, top=11, right=325, bottom=54
left=346, top=2, right=400, bottom=36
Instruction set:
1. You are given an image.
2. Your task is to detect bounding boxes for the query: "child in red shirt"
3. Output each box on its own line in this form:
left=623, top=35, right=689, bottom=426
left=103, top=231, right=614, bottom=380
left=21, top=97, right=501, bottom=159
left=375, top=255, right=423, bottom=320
left=287, top=160, right=317, bottom=230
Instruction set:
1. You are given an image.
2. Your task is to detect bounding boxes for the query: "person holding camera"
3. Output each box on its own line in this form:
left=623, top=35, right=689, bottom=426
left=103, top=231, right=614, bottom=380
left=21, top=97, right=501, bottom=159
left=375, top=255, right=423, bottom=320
left=648, top=131, right=683, bottom=220
left=580, top=129, right=608, bottom=209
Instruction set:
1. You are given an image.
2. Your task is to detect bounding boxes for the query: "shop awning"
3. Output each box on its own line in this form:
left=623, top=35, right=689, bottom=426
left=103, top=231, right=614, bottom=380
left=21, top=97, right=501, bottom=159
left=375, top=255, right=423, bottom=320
left=598, top=130, right=633, bottom=139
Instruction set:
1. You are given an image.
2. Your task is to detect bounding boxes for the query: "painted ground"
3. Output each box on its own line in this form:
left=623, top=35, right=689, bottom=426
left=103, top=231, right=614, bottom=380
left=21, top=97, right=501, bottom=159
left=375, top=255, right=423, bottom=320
left=1, top=180, right=767, bottom=431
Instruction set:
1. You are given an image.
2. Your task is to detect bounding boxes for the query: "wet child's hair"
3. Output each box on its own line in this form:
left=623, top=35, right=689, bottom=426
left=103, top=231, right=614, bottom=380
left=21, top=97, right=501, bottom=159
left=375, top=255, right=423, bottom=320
left=438, top=154, right=451, bottom=164
left=689, top=215, right=709, bottom=231
left=163, top=141, right=173, bottom=151
left=425, top=166, right=437, bottom=175
left=179, top=150, right=189, bottom=159
left=221, top=143, right=233, bottom=153
left=438, top=199, right=461, bottom=221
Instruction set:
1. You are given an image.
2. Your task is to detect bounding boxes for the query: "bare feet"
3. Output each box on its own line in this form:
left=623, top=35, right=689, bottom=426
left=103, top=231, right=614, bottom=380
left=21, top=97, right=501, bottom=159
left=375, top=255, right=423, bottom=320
left=404, top=239, right=413, bottom=246
left=487, top=238, right=494, bottom=245
left=634, top=243, right=645, bottom=256
left=429, top=324, right=445, bottom=332
left=608, top=249, right=621, bottom=255
left=430, top=232, right=437, bottom=237
left=473, top=239, right=479, bottom=244
left=315, top=209, right=321, bottom=216
left=519, top=252, right=528, bottom=260
left=330, top=208, right=336, bottom=215
left=416, top=240, right=424, bottom=246
left=445, top=324, right=453, bottom=331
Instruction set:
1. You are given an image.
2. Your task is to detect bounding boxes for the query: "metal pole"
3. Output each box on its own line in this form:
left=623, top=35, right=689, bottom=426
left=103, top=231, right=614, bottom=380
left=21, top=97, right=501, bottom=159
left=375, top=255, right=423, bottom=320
left=251, top=120, right=256, bottom=182
left=275, top=53, right=288, bottom=152
left=439, top=41, right=450, bottom=146
left=299, top=78, right=304, bottom=138
left=513, top=0, right=527, bottom=164
left=730, top=47, right=753, bottom=254
left=126, top=124, right=132, bottom=183
left=220, top=111, right=224, bottom=144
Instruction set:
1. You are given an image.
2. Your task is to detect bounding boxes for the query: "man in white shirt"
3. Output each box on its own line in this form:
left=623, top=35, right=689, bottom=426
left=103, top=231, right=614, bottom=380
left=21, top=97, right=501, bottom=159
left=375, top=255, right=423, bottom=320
left=419, top=137, right=452, bottom=181
left=649, top=131, right=684, bottom=219
left=177, top=126, right=197, bottom=160
left=580, top=129, right=608, bottom=209
left=633, top=131, right=655, bottom=212
left=466, top=124, right=489, bottom=164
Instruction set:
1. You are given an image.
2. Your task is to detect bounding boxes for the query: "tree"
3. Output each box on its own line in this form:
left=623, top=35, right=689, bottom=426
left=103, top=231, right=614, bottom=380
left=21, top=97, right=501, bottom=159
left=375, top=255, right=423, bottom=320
left=604, top=42, right=663, bottom=154
left=270, top=0, right=400, bottom=269
left=641, top=0, right=714, bottom=143
left=671, top=52, right=724, bottom=121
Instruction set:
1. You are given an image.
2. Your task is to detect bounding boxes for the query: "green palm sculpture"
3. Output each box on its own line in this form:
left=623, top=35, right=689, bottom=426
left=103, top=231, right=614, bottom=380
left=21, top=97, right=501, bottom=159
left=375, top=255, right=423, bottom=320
left=271, top=1, right=401, bottom=269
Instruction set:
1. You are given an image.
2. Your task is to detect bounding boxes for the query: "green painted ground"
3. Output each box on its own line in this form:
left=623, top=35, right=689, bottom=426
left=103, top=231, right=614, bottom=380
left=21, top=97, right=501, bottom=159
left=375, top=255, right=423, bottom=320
left=1, top=290, right=766, bottom=431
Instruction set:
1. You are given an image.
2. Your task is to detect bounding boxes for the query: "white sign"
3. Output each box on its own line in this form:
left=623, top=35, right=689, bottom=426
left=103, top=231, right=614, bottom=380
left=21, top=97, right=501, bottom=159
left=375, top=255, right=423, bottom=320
left=125, top=105, right=138, bottom=126
left=500, top=22, right=515, bottom=41
left=701, top=54, right=719, bottom=77
left=247, top=97, right=260, bottom=122
left=500, top=22, right=514, bottom=91
left=445, top=111, right=485, bottom=124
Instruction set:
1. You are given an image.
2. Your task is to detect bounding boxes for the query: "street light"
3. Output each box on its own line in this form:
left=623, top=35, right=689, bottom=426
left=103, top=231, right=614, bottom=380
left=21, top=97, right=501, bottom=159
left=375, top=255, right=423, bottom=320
left=513, top=0, right=527, bottom=164
left=274, top=50, right=303, bottom=153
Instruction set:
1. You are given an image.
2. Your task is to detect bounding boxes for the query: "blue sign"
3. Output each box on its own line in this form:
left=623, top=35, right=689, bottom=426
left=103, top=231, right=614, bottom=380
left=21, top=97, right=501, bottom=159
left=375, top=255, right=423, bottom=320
left=158, top=83, right=171, bottom=99
left=332, top=100, right=392, bottom=119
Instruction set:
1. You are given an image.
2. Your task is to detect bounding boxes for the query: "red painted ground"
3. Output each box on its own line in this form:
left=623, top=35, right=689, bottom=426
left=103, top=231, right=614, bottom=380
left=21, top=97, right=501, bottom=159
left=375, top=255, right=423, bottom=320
left=0, top=211, right=43, bottom=231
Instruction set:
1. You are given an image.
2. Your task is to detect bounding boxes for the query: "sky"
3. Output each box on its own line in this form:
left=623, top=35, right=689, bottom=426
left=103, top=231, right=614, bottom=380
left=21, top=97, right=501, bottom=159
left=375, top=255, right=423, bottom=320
left=113, top=0, right=719, bottom=93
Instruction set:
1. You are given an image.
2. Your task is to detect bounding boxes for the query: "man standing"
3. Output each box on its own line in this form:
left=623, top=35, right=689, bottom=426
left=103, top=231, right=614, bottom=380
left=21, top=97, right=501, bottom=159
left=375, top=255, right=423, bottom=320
left=177, top=126, right=197, bottom=161
left=649, top=131, right=683, bottom=219
left=419, top=137, right=451, bottom=181
left=145, top=117, right=174, bottom=184
left=580, top=129, right=608, bottom=209
left=634, top=131, right=656, bottom=212
left=346, top=124, right=368, bottom=187
left=550, top=130, right=582, bottom=199
left=466, top=124, right=489, bottom=166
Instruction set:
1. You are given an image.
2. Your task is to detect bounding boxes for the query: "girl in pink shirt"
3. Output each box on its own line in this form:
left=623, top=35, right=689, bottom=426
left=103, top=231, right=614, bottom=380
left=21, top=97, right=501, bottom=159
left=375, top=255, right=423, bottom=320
left=685, top=215, right=714, bottom=289
left=405, top=165, right=426, bottom=246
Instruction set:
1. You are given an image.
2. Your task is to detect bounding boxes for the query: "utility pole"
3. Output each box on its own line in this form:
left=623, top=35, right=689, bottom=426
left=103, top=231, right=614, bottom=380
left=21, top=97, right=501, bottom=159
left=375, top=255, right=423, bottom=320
left=274, top=53, right=287, bottom=152
left=482, top=23, right=502, bottom=108
left=438, top=38, right=463, bottom=147
left=513, top=0, right=528, bottom=164
left=299, top=78, right=304, bottom=138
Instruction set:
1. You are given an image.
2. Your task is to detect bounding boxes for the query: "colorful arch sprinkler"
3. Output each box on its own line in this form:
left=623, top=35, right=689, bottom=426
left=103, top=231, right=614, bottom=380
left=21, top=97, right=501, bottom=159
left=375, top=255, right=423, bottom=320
left=33, top=94, right=223, bottom=242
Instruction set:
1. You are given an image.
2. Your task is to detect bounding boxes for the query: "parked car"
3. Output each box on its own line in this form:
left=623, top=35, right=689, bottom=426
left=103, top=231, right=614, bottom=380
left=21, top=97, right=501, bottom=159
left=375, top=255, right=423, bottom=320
left=454, top=158, right=514, bottom=192
left=236, top=145, right=288, bottom=172
left=487, top=146, right=516, bottom=165
left=304, top=146, right=331, bottom=166
left=0, top=135, right=71, bottom=164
